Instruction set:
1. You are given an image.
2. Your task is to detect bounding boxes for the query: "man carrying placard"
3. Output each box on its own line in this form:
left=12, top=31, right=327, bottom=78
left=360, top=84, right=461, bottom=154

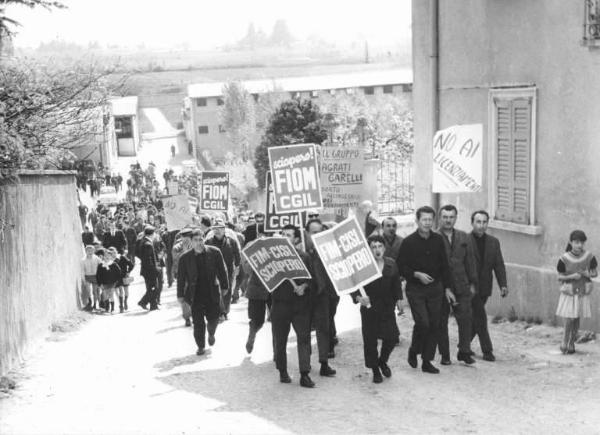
left=270, top=224, right=315, bottom=387
left=305, top=218, right=337, bottom=378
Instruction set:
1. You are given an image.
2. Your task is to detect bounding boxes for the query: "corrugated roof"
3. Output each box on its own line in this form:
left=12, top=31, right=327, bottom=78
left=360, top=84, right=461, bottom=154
left=111, top=96, right=138, bottom=116
left=187, top=69, right=413, bottom=98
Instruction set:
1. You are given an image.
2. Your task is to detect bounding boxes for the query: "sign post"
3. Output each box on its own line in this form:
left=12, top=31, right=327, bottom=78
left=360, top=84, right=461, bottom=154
left=242, top=237, right=312, bottom=292
left=199, top=171, right=230, bottom=211
left=432, top=124, right=483, bottom=193
left=268, top=144, right=322, bottom=213
left=310, top=216, right=381, bottom=295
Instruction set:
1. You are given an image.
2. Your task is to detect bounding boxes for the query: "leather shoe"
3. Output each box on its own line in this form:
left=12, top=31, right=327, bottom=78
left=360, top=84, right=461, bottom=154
left=300, top=374, right=315, bottom=388
left=279, top=371, right=292, bottom=383
left=208, top=334, right=216, bottom=346
left=378, top=360, right=392, bottom=378
left=196, top=348, right=205, bottom=356
left=482, top=352, right=496, bottom=362
left=422, top=361, right=440, bottom=374
left=319, top=364, right=336, bottom=377
left=408, top=349, right=418, bottom=368
left=457, top=352, right=476, bottom=364
left=441, top=357, right=451, bottom=366
left=138, top=301, right=147, bottom=310
left=372, top=368, right=383, bottom=384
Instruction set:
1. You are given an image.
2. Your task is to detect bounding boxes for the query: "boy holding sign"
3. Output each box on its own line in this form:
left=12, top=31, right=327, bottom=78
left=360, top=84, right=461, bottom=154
left=351, top=235, right=403, bottom=383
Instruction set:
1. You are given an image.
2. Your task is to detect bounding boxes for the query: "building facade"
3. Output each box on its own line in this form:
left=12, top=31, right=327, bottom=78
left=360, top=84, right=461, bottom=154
left=412, top=0, right=600, bottom=330
left=183, top=69, right=413, bottom=161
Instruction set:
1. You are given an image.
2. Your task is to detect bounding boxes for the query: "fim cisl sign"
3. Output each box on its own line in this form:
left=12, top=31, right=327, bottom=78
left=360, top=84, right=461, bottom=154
left=268, top=143, right=323, bottom=213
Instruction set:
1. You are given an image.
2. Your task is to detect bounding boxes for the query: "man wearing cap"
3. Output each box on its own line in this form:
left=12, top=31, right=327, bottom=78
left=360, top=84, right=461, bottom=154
left=138, top=225, right=160, bottom=311
left=178, top=229, right=229, bottom=355
left=173, top=227, right=194, bottom=326
left=205, top=218, right=241, bottom=320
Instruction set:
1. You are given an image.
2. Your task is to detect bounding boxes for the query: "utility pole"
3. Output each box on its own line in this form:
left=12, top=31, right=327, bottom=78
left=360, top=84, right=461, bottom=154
left=364, top=40, right=369, bottom=64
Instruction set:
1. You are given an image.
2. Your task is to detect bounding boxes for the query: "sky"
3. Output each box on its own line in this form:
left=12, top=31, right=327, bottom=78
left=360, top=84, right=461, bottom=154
left=7, top=0, right=412, bottom=49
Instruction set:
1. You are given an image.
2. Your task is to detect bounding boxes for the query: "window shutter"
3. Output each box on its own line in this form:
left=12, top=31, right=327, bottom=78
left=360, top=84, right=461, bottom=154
left=511, top=98, right=531, bottom=224
left=495, top=99, right=513, bottom=221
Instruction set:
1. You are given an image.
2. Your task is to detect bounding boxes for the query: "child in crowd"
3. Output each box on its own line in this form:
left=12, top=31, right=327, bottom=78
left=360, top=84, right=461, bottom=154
left=115, top=249, right=134, bottom=313
left=96, top=247, right=122, bottom=314
left=82, top=245, right=102, bottom=311
left=556, top=230, right=597, bottom=354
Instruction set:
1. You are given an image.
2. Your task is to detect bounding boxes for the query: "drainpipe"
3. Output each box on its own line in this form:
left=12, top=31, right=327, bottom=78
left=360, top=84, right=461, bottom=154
left=430, top=0, right=441, bottom=214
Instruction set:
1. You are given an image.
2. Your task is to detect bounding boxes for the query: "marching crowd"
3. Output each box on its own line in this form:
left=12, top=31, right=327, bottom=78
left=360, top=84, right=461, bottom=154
left=79, top=197, right=596, bottom=388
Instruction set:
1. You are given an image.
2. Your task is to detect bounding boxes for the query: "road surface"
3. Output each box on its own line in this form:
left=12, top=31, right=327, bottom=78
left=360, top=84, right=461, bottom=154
left=1, top=271, right=599, bottom=434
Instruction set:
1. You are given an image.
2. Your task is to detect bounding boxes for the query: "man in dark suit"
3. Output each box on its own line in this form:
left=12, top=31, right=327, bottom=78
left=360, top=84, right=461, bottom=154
left=138, top=226, right=160, bottom=311
left=436, top=205, right=478, bottom=365
left=177, top=229, right=229, bottom=355
left=102, top=220, right=127, bottom=254
left=469, top=210, right=508, bottom=362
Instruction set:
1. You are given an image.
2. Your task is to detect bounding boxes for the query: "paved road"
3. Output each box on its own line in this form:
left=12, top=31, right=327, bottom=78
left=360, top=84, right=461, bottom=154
left=1, top=271, right=599, bottom=434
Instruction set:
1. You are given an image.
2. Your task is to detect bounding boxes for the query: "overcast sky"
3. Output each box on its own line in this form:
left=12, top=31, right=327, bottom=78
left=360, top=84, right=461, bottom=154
left=8, top=0, right=411, bottom=49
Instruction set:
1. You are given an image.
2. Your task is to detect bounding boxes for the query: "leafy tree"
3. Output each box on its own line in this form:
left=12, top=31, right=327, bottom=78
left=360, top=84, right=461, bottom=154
left=219, top=81, right=256, bottom=162
left=253, top=99, right=327, bottom=189
left=0, top=58, right=125, bottom=176
left=269, top=19, right=293, bottom=47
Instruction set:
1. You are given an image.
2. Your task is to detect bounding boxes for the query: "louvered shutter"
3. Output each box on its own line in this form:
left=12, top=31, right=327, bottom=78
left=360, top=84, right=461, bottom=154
left=494, top=97, right=532, bottom=224
left=495, top=99, right=513, bottom=221
left=511, top=99, right=531, bottom=223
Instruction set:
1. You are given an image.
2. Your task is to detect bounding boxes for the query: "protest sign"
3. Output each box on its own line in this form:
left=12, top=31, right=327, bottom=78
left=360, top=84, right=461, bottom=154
left=320, top=147, right=364, bottom=209
left=268, top=143, right=322, bottom=213
left=200, top=171, right=229, bottom=211
left=265, top=172, right=304, bottom=232
left=166, top=180, right=179, bottom=195
left=432, top=124, right=483, bottom=193
left=242, top=237, right=311, bottom=292
left=163, top=195, right=194, bottom=230
left=311, top=216, right=381, bottom=295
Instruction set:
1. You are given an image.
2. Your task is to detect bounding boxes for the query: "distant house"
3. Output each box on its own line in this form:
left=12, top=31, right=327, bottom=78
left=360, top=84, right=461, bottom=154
left=183, top=69, right=413, bottom=160
left=69, top=105, right=118, bottom=170
left=111, top=96, right=140, bottom=157
left=412, top=1, right=600, bottom=330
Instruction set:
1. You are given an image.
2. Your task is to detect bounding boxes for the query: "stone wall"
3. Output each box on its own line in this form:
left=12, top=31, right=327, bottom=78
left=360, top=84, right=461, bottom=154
left=0, top=171, right=82, bottom=375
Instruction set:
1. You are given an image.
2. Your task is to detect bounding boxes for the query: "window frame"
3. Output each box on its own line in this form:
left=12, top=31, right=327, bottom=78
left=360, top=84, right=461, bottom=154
left=196, top=98, right=207, bottom=107
left=383, top=85, right=394, bottom=94
left=198, top=125, right=209, bottom=134
left=364, top=86, right=375, bottom=95
left=487, top=86, right=542, bottom=235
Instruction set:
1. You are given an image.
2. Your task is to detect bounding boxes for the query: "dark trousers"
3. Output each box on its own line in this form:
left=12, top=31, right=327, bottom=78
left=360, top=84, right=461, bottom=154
left=192, top=302, right=220, bottom=349
left=166, top=255, right=174, bottom=286
left=221, top=272, right=234, bottom=315
left=329, top=295, right=340, bottom=350
left=271, top=299, right=311, bottom=373
left=156, top=268, right=164, bottom=303
left=310, top=292, right=330, bottom=363
left=232, top=267, right=245, bottom=301
left=471, top=294, right=493, bottom=353
left=140, top=275, right=158, bottom=308
left=360, top=308, right=396, bottom=369
left=438, top=292, right=473, bottom=357
left=406, top=281, right=443, bottom=362
left=248, top=297, right=271, bottom=331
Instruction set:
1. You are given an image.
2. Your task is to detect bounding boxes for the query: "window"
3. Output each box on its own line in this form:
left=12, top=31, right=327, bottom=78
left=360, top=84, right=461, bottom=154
left=583, top=0, right=600, bottom=46
left=114, top=116, right=132, bottom=139
left=310, top=90, right=319, bottom=98
left=198, top=125, right=209, bottom=134
left=488, top=87, right=540, bottom=233
left=291, top=92, right=301, bottom=99
left=218, top=125, right=226, bottom=133
left=402, top=83, right=413, bottom=92
left=345, top=88, right=354, bottom=95
left=383, top=85, right=394, bottom=94
left=217, top=98, right=224, bottom=106
left=329, top=89, right=336, bottom=95
left=364, top=86, right=375, bottom=95
left=196, top=98, right=207, bottom=107
left=252, top=94, right=259, bottom=102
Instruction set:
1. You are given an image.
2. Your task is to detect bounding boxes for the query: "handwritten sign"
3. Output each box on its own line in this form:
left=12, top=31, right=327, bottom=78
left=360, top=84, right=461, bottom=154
left=268, top=144, right=322, bottom=213
left=320, top=147, right=364, bottom=209
left=311, top=216, right=381, bottom=295
left=265, top=172, right=304, bottom=232
left=200, top=171, right=229, bottom=211
left=242, top=237, right=311, bottom=292
left=432, top=124, right=482, bottom=193
left=163, top=195, right=194, bottom=230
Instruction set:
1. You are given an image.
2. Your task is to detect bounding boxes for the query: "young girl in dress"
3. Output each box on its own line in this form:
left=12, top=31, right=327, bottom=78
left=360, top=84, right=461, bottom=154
left=556, top=230, right=597, bottom=354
